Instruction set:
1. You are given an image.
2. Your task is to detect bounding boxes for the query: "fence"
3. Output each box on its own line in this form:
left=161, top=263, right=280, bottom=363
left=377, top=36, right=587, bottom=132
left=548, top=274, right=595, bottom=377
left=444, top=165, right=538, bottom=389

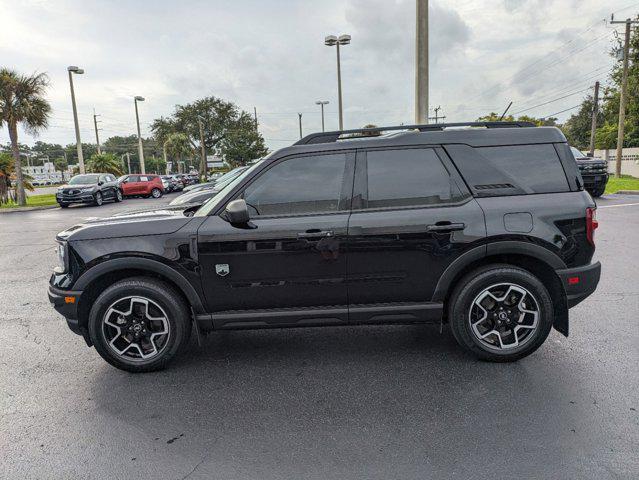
left=593, top=148, right=639, bottom=178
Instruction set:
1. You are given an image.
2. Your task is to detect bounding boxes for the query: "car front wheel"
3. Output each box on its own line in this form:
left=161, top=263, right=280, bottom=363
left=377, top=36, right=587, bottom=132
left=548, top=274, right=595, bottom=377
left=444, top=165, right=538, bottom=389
left=94, top=191, right=103, bottom=206
left=88, top=277, right=192, bottom=372
left=151, top=188, right=162, bottom=198
left=448, top=265, right=553, bottom=362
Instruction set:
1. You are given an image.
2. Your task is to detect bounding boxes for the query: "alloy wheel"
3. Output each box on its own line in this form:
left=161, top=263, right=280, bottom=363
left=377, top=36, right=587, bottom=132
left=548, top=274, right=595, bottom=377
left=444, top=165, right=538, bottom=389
left=151, top=188, right=161, bottom=198
left=468, top=282, right=539, bottom=351
left=102, top=296, right=171, bottom=360
left=95, top=192, right=103, bottom=205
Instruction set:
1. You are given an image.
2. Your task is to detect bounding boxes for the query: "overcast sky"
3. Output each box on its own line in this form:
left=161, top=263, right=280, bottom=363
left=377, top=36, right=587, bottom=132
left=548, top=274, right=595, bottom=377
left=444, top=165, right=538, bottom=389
left=1, top=0, right=635, bottom=152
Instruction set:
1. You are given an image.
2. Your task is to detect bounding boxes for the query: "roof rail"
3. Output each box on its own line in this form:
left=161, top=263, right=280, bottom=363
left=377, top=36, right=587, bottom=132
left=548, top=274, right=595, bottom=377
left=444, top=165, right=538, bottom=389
left=295, top=121, right=536, bottom=145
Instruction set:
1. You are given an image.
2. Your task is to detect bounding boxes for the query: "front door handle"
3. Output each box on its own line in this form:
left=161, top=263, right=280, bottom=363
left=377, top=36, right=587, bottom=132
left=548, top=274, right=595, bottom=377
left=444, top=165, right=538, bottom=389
left=297, top=229, right=334, bottom=239
left=426, top=222, right=466, bottom=233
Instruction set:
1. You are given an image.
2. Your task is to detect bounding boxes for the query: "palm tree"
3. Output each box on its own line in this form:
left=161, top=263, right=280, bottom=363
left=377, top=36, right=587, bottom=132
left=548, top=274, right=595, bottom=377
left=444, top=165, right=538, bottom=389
left=164, top=132, right=194, bottom=173
left=0, top=152, right=34, bottom=204
left=86, top=153, right=123, bottom=176
left=0, top=69, right=51, bottom=206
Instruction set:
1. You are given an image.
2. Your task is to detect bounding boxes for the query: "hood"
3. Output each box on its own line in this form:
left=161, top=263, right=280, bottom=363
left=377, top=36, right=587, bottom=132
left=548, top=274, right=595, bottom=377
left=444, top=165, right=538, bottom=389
left=57, top=204, right=194, bottom=242
left=58, top=183, right=97, bottom=189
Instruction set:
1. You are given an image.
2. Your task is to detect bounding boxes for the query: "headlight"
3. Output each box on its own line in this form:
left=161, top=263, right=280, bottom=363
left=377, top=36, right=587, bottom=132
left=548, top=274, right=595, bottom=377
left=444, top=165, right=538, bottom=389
left=55, top=241, right=68, bottom=273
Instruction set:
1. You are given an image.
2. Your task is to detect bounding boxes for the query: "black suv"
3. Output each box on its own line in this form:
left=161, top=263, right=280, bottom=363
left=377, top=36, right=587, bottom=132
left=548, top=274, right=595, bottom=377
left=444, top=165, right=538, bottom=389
left=56, top=173, right=122, bottom=208
left=49, top=122, right=601, bottom=372
left=571, top=147, right=608, bottom=197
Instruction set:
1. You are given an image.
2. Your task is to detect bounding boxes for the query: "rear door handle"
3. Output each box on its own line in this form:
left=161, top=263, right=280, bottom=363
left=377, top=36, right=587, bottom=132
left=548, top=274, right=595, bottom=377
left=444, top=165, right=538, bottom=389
left=426, top=222, right=466, bottom=233
left=297, top=229, right=334, bottom=239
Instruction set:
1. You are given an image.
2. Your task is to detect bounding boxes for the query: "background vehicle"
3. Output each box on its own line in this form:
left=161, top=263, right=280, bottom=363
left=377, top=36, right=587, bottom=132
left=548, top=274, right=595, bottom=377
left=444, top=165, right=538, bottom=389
left=570, top=147, right=608, bottom=197
left=119, top=174, right=164, bottom=198
left=49, top=122, right=600, bottom=372
left=56, top=173, right=122, bottom=208
left=182, top=166, right=248, bottom=194
left=161, top=175, right=180, bottom=193
left=169, top=166, right=250, bottom=207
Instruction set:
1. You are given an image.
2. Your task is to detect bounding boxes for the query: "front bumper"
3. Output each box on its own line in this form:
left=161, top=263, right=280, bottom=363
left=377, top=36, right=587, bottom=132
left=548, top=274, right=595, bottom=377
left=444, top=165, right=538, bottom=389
left=581, top=173, right=609, bottom=189
left=48, top=284, right=83, bottom=335
left=56, top=193, right=94, bottom=204
left=556, top=261, right=601, bottom=308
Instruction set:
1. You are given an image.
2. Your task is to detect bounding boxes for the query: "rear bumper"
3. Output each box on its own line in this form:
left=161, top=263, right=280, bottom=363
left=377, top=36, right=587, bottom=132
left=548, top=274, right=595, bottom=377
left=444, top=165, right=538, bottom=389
left=48, top=284, right=83, bottom=335
left=556, top=261, right=601, bottom=308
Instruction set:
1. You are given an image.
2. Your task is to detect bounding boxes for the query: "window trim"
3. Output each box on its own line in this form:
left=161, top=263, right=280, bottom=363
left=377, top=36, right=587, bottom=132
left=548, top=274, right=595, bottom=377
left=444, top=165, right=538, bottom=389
left=352, top=146, right=472, bottom=212
left=230, top=150, right=356, bottom=220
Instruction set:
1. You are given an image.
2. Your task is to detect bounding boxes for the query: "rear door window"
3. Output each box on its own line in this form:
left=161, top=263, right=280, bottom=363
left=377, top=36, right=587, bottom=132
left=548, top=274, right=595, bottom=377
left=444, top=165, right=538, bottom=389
left=364, top=148, right=467, bottom=209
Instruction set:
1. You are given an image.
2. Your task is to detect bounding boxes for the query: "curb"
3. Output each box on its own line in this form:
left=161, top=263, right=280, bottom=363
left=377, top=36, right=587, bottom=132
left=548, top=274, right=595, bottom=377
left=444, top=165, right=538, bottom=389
left=614, top=190, right=639, bottom=195
left=0, top=205, right=59, bottom=214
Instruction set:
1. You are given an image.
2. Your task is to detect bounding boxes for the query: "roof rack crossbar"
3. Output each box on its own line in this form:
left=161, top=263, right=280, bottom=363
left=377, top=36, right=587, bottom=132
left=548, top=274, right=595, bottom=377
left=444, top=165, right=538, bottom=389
left=295, top=121, right=536, bottom=145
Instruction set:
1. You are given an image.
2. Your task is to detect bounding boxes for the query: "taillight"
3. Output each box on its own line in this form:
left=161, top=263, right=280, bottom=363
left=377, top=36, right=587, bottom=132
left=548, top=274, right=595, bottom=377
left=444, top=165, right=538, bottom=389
left=586, top=207, right=598, bottom=246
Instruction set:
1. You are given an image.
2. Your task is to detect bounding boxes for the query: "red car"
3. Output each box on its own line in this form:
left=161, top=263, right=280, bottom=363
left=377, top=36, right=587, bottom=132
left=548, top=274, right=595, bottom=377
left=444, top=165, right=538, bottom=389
left=119, top=174, right=164, bottom=198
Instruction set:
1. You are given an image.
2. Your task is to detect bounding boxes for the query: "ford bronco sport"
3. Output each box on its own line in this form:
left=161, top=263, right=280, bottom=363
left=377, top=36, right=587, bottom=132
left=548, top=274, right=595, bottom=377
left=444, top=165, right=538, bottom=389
left=49, top=122, right=601, bottom=372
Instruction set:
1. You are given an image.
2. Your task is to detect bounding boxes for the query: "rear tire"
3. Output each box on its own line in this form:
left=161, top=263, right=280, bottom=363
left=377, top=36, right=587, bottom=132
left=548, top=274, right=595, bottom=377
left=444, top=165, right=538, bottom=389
left=88, top=277, right=192, bottom=372
left=114, top=189, right=123, bottom=202
left=448, top=264, right=553, bottom=362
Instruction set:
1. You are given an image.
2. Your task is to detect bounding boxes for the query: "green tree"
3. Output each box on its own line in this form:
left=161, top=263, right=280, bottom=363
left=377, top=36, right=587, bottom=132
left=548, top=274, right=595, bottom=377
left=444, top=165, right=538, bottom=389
left=595, top=122, right=620, bottom=149
left=164, top=132, right=194, bottom=173
left=561, top=96, right=603, bottom=149
left=54, top=157, right=68, bottom=182
left=86, top=153, right=124, bottom=176
left=0, top=69, right=51, bottom=205
left=476, top=113, right=557, bottom=126
left=0, top=152, right=34, bottom=204
left=220, top=112, right=268, bottom=166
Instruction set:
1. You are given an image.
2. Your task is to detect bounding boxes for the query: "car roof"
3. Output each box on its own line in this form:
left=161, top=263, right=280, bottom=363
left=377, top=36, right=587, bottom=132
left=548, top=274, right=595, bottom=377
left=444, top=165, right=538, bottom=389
left=271, top=125, right=567, bottom=158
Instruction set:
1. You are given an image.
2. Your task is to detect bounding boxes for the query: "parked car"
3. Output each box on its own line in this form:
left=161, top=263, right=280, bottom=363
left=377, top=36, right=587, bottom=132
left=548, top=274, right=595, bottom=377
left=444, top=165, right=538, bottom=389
left=570, top=147, right=608, bottom=197
left=49, top=122, right=601, bottom=372
left=169, top=167, right=250, bottom=207
left=182, top=166, right=248, bottom=194
left=56, top=173, right=122, bottom=208
left=119, top=174, right=164, bottom=198
left=160, top=175, right=180, bottom=193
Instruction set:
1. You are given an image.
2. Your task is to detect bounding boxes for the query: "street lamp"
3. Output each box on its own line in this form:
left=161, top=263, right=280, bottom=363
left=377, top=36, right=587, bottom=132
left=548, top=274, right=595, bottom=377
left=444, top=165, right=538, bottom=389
left=324, top=34, right=350, bottom=130
left=315, top=101, right=329, bottom=132
left=134, top=96, right=146, bottom=174
left=67, top=66, right=85, bottom=174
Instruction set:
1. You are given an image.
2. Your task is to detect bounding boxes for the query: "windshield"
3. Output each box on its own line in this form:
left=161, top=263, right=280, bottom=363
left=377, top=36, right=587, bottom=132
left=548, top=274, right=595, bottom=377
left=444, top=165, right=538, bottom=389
left=194, top=161, right=263, bottom=217
left=215, top=166, right=247, bottom=184
left=69, top=174, right=100, bottom=185
left=570, top=147, right=587, bottom=159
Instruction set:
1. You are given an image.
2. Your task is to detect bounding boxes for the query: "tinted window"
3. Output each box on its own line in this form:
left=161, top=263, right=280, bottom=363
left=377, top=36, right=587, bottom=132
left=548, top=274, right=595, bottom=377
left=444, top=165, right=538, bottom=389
left=128, top=175, right=140, bottom=182
left=366, top=148, right=465, bottom=208
left=243, top=153, right=347, bottom=216
left=140, top=176, right=150, bottom=182
left=476, top=145, right=569, bottom=193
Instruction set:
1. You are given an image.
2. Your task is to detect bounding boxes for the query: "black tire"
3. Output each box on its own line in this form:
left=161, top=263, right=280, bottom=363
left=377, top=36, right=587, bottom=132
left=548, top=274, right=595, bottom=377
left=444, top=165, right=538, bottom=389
left=448, top=264, right=553, bottom=362
left=88, top=277, right=192, bottom=372
left=94, top=191, right=103, bottom=206
left=114, top=189, right=123, bottom=202
left=59, top=203, right=69, bottom=208
left=151, top=188, right=162, bottom=199
left=588, top=184, right=606, bottom=198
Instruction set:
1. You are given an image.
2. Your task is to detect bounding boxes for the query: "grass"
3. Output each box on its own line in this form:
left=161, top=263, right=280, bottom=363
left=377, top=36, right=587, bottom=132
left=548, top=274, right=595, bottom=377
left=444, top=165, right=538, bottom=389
left=605, top=175, right=639, bottom=194
left=0, top=193, right=58, bottom=209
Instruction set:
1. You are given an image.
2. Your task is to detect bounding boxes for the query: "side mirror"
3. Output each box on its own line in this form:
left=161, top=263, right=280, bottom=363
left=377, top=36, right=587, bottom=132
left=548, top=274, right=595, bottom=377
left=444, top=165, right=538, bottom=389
left=225, top=199, right=250, bottom=224
left=98, top=181, right=104, bottom=186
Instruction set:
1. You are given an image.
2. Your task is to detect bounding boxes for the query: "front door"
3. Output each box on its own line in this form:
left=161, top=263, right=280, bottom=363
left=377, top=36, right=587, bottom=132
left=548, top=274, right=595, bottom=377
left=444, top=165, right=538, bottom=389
left=197, top=151, right=355, bottom=328
left=346, top=147, right=486, bottom=323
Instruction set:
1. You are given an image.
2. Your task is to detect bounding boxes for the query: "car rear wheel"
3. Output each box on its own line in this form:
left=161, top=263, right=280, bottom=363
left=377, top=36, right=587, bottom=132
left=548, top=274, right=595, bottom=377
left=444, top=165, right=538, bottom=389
left=94, top=191, right=103, bottom=206
left=151, top=188, right=162, bottom=198
left=448, top=264, right=553, bottom=362
left=88, top=277, right=192, bottom=372
left=114, top=189, right=123, bottom=202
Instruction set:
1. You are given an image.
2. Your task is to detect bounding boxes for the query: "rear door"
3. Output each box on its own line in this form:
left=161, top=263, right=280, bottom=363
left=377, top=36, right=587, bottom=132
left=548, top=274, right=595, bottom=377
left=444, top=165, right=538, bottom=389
left=346, top=147, right=486, bottom=322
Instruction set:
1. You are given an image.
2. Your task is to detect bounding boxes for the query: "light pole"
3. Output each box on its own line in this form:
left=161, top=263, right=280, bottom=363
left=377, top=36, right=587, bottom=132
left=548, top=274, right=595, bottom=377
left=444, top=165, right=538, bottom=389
left=134, top=96, right=146, bottom=174
left=67, top=66, right=85, bottom=173
left=325, top=34, right=350, bottom=130
left=315, top=100, right=329, bottom=132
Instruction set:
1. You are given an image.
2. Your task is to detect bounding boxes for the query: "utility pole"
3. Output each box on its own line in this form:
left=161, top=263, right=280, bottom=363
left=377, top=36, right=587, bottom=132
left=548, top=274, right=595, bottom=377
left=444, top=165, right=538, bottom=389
left=610, top=15, right=639, bottom=177
left=316, top=100, right=329, bottom=132
left=162, top=143, right=169, bottom=174
left=589, top=81, right=600, bottom=157
left=133, top=96, right=146, bottom=174
left=415, top=0, right=429, bottom=124
left=67, top=66, right=85, bottom=173
left=126, top=152, right=131, bottom=174
left=298, top=113, right=303, bottom=139
left=253, top=107, right=258, bottom=130
left=197, top=117, right=207, bottom=180
left=429, top=105, right=445, bottom=124
left=93, top=109, right=102, bottom=154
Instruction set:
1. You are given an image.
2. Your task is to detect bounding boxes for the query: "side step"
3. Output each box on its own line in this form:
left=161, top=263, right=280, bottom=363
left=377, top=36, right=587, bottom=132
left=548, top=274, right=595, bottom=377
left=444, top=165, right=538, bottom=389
left=196, top=302, right=443, bottom=330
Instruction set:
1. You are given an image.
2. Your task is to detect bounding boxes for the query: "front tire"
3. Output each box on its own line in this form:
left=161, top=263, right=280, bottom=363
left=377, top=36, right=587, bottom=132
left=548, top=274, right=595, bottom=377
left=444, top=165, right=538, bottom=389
left=151, top=188, right=162, bottom=198
left=59, top=203, right=69, bottom=208
left=589, top=184, right=606, bottom=198
left=94, top=191, right=103, bottom=206
left=88, top=277, right=192, bottom=372
left=448, top=265, right=553, bottom=362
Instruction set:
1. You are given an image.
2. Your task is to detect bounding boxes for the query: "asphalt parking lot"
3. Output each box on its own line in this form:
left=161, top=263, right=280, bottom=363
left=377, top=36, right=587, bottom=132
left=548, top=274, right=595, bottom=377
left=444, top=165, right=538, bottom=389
left=1, top=193, right=637, bottom=479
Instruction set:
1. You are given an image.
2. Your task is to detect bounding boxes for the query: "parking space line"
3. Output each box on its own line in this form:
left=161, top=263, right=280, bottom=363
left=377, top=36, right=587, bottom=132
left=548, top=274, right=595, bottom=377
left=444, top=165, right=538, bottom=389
left=598, top=202, right=639, bottom=209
